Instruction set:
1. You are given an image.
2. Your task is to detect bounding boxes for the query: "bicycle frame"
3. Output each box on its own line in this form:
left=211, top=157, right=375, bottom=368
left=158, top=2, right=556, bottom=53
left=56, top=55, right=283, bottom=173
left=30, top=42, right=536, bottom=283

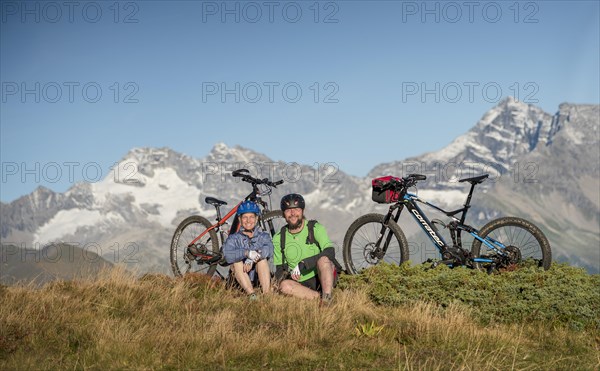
left=187, top=176, right=280, bottom=250
left=344, top=172, right=551, bottom=274
left=188, top=201, right=241, bottom=248
left=382, top=189, right=509, bottom=266
left=170, top=168, right=286, bottom=278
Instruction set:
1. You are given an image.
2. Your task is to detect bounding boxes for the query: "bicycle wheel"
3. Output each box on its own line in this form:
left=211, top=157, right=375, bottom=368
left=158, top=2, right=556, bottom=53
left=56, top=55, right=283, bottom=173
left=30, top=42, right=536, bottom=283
left=170, top=215, right=220, bottom=277
left=343, top=213, right=409, bottom=274
left=261, top=210, right=285, bottom=237
left=471, top=217, right=552, bottom=271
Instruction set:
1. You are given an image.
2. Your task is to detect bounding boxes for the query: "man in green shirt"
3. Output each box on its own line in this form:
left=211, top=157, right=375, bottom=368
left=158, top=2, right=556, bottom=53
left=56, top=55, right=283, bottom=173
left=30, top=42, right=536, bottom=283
left=273, top=193, right=336, bottom=304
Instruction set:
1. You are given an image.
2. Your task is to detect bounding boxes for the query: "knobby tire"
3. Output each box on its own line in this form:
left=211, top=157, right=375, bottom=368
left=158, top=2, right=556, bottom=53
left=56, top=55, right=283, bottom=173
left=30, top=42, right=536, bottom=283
left=471, top=216, right=552, bottom=271
left=343, top=213, right=409, bottom=274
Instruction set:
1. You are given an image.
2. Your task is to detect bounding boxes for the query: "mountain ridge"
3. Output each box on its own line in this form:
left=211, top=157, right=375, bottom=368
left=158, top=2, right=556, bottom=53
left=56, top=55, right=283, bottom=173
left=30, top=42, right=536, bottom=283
left=1, top=99, right=598, bottom=275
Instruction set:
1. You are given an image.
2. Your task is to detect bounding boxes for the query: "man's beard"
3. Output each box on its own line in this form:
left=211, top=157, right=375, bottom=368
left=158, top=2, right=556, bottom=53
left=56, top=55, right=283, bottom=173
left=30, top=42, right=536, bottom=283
left=287, top=217, right=304, bottom=230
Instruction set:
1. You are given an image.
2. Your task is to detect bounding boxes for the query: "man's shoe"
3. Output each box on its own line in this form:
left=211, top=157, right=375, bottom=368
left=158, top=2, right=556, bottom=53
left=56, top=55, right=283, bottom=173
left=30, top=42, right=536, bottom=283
left=320, top=293, right=332, bottom=306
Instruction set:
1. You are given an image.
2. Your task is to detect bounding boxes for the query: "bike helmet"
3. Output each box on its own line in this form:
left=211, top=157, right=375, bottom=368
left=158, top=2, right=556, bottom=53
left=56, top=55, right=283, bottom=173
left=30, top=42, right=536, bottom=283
left=237, top=201, right=261, bottom=215
left=280, top=193, right=305, bottom=211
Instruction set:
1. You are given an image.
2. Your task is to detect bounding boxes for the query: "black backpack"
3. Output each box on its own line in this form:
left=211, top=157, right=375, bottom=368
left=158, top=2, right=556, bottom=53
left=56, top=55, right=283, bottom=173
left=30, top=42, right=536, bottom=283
left=279, top=220, right=343, bottom=273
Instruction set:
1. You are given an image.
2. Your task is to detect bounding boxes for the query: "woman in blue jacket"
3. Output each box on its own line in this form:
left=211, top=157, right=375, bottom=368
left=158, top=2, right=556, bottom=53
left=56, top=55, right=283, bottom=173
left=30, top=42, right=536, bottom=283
left=222, top=201, right=273, bottom=298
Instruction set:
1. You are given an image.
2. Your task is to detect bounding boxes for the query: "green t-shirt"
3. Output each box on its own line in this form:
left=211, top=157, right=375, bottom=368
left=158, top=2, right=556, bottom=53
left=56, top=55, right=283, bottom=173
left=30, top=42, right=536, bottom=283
left=273, top=220, right=333, bottom=282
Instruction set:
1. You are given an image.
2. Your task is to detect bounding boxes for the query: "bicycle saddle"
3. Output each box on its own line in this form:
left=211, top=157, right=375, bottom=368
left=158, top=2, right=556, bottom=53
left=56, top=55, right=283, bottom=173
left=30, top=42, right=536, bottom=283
left=458, top=174, right=489, bottom=184
left=205, top=197, right=227, bottom=206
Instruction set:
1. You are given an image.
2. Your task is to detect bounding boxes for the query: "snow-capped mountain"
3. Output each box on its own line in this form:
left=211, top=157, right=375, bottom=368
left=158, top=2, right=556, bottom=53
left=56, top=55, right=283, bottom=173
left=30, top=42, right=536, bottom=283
left=370, top=97, right=557, bottom=188
left=1, top=98, right=598, bottom=274
left=368, top=98, right=599, bottom=271
left=1, top=144, right=370, bottom=273
left=484, top=103, right=600, bottom=271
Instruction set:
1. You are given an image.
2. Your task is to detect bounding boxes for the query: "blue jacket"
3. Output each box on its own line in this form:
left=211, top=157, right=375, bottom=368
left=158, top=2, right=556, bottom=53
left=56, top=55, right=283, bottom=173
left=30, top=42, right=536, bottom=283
left=222, top=228, right=274, bottom=264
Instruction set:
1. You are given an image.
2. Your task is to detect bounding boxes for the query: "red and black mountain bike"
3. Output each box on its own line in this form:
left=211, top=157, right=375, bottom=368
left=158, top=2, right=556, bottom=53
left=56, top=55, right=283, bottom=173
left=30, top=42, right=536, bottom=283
left=170, top=169, right=286, bottom=278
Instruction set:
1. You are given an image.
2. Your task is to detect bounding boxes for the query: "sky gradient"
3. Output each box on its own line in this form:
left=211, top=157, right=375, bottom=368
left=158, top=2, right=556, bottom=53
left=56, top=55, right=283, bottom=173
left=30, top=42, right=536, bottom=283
left=1, top=0, right=599, bottom=202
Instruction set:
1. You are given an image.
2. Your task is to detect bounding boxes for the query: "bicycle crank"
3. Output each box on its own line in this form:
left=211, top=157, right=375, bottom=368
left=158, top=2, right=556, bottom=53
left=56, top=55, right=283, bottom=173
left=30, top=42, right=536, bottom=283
left=186, top=244, right=221, bottom=264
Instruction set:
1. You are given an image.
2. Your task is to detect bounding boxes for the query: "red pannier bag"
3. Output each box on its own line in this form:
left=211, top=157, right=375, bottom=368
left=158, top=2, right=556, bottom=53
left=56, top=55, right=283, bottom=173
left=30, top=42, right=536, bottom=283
left=371, top=176, right=402, bottom=203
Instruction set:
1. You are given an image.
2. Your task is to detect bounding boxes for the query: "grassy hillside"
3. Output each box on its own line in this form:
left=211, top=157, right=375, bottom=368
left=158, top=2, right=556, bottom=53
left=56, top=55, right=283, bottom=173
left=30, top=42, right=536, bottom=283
left=1, top=264, right=598, bottom=370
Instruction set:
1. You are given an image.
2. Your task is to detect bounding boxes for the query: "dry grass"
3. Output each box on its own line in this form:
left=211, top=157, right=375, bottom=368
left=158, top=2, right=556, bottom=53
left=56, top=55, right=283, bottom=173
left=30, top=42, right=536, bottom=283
left=1, top=266, right=598, bottom=370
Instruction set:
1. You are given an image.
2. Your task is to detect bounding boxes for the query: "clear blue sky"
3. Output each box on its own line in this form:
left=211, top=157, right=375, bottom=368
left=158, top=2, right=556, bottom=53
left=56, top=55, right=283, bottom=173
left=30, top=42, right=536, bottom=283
left=1, top=0, right=599, bottom=202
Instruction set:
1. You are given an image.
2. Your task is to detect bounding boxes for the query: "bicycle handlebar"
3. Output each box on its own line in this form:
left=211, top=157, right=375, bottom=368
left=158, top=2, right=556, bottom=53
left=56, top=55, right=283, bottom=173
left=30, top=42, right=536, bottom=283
left=232, top=169, right=250, bottom=177
left=377, top=173, right=427, bottom=193
left=409, top=174, right=427, bottom=181
left=231, top=169, right=284, bottom=188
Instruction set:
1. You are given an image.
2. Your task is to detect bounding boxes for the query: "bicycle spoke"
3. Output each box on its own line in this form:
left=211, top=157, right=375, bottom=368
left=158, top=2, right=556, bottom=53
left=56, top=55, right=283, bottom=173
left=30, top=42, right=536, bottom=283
left=170, top=216, right=220, bottom=277
left=472, top=217, right=551, bottom=270
left=343, top=214, right=409, bottom=274
left=170, top=170, right=286, bottom=278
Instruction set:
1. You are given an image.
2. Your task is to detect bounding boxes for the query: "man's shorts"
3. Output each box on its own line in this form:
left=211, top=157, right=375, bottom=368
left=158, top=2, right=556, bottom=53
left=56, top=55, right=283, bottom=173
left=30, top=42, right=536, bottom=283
left=298, top=267, right=338, bottom=292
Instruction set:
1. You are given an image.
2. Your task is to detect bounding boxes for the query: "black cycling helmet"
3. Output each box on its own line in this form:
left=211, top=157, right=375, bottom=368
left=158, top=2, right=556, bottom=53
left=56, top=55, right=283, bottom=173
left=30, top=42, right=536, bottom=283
left=280, top=193, right=305, bottom=211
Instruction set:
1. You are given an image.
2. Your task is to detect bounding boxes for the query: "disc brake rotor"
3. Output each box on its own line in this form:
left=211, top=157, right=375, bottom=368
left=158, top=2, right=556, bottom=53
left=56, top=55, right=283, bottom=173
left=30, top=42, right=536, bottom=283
left=363, top=243, right=381, bottom=265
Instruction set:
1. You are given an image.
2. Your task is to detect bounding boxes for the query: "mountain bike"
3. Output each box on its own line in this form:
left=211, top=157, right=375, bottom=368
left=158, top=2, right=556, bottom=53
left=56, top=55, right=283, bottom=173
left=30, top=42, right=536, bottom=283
left=343, top=173, right=552, bottom=274
left=170, top=169, right=286, bottom=278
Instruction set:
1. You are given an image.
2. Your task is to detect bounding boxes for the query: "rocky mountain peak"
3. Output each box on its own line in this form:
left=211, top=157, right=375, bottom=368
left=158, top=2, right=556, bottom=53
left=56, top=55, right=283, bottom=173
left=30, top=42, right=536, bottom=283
left=210, top=142, right=229, bottom=155
left=1, top=101, right=598, bottom=274
left=370, top=97, right=557, bottom=180
left=554, top=103, right=600, bottom=145
left=473, top=97, right=554, bottom=154
left=206, top=142, right=272, bottom=166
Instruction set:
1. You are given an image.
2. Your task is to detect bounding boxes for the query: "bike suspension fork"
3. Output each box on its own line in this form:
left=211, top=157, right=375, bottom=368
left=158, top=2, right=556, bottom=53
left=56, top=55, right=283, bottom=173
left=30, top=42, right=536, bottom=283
left=378, top=205, right=403, bottom=255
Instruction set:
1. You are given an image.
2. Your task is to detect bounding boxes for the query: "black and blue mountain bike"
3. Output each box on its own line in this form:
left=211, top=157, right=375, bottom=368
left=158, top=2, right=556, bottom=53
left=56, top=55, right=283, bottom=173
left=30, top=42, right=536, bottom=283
left=343, top=173, right=552, bottom=274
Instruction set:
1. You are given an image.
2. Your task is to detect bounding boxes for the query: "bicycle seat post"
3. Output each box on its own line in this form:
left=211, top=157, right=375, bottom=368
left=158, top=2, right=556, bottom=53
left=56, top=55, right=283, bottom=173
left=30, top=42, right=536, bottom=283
left=464, top=182, right=477, bottom=209
left=214, top=205, right=223, bottom=223
left=458, top=174, right=489, bottom=210
left=204, top=196, right=228, bottom=223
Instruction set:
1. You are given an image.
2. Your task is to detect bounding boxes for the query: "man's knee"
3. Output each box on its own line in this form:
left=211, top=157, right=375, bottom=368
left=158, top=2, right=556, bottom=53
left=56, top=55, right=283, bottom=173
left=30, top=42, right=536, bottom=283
left=279, top=279, right=294, bottom=294
left=317, top=256, right=333, bottom=269
left=317, top=255, right=330, bottom=264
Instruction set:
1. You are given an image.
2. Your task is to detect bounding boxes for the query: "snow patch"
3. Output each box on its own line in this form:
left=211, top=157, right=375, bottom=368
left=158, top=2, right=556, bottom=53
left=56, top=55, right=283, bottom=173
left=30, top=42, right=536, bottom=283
left=345, top=196, right=361, bottom=211
left=563, top=126, right=584, bottom=145
left=100, top=167, right=201, bottom=226
left=417, top=189, right=467, bottom=209
left=302, top=189, right=322, bottom=208
left=33, top=209, right=123, bottom=246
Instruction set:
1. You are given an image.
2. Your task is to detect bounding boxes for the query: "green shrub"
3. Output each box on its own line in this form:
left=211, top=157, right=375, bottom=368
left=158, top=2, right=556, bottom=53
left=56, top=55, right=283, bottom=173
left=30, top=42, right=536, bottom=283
left=338, top=262, right=600, bottom=330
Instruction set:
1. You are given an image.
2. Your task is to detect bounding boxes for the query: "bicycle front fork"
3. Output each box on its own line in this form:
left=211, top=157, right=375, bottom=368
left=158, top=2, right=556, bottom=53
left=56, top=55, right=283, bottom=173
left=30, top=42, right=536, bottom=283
left=374, top=206, right=403, bottom=258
